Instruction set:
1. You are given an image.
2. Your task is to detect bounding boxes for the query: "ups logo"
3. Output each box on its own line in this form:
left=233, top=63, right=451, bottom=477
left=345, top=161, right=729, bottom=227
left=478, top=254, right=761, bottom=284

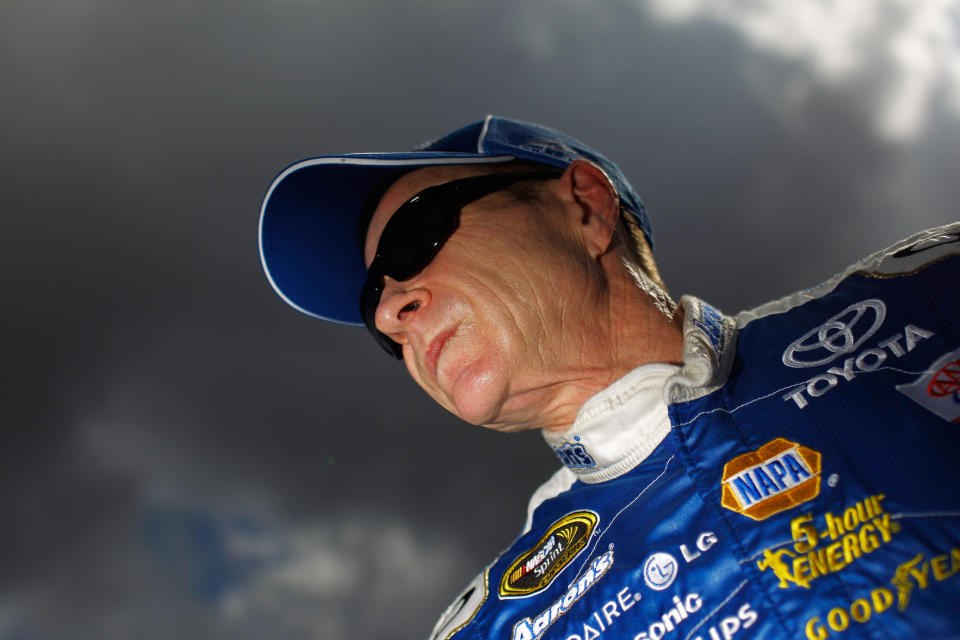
left=721, top=438, right=821, bottom=521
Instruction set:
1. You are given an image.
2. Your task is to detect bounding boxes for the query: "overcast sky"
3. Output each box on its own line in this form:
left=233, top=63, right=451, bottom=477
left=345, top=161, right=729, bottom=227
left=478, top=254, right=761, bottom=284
left=2, top=1, right=959, bottom=638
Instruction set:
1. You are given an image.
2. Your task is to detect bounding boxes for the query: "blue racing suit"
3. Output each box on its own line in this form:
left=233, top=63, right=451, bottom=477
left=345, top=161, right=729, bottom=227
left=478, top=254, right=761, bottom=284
left=429, top=224, right=960, bottom=640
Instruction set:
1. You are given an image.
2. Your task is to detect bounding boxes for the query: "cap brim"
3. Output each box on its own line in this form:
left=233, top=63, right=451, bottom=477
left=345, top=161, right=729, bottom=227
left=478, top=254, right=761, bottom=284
left=258, top=152, right=515, bottom=325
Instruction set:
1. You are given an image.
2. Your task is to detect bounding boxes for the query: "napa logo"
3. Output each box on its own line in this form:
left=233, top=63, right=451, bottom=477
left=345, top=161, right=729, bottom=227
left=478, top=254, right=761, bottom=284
left=552, top=437, right=597, bottom=470
left=721, top=438, right=821, bottom=521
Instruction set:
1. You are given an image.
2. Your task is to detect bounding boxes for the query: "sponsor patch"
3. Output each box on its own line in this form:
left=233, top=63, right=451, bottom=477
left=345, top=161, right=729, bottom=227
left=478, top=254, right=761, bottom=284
left=500, top=511, right=598, bottom=598
left=783, top=323, right=935, bottom=409
left=691, top=603, right=758, bottom=640
left=721, top=438, right=821, bottom=521
left=511, top=546, right=614, bottom=640
left=782, top=299, right=886, bottom=368
left=896, top=347, right=960, bottom=422
left=630, top=592, right=704, bottom=640
left=802, top=546, right=960, bottom=639
left=890, top=547, right=960, bottom=611
left=552, top=437, right=597, bottom=470
left=756, top=494, right=898, bottom=590
left=693, top=300, right=726, bottom=355
left=803, top=587, right=895, bottom=640
left=642, top=552, right=678, bottom=591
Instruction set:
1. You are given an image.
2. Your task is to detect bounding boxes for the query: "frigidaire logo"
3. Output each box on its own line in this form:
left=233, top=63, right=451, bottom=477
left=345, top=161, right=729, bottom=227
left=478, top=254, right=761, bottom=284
left=499, top=511, right=598, bottom=598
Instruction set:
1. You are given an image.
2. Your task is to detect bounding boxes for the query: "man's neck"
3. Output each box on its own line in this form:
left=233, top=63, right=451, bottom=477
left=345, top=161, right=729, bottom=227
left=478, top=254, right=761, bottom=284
left=484, top=286, right=685, bottom=434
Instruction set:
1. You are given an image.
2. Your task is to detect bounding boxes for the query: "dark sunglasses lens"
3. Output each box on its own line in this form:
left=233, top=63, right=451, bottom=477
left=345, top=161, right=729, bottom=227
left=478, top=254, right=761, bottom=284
left=376, top=198, right=458, bottom=281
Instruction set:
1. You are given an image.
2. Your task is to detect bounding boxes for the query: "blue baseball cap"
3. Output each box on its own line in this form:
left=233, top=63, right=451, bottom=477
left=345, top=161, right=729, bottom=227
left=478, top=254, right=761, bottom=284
left=258, top=115, right=651, bottom=326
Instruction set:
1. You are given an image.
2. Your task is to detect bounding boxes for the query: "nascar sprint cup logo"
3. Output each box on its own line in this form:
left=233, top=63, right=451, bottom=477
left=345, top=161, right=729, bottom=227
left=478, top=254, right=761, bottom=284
left=721, top=438, right=821, bottom=521
left=499, top=511, right=598, bottom=598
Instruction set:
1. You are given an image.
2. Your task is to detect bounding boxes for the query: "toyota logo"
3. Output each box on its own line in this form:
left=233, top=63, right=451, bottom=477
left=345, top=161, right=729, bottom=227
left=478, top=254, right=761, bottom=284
left=782, top=299, right=887, bottom=368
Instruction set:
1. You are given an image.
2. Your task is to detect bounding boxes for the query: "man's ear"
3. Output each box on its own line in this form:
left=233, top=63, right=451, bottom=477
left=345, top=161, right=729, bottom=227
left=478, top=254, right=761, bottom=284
left=559, top=159, right=620, bottom=258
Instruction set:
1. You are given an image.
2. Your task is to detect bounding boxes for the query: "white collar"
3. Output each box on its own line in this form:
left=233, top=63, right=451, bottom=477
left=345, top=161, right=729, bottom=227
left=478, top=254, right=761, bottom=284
left=540, top=297, right=736, bottom=484
left=541, top=363, right=679, bottom=483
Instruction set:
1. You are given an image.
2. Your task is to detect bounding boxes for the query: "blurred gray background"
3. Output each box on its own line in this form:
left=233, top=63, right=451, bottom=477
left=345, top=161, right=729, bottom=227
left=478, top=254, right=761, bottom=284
left=2, top=1, right=958, bottom=638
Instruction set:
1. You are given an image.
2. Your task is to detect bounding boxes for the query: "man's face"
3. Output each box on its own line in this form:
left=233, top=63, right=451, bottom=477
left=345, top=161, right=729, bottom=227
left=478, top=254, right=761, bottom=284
left=363, top=165, right=601, bottom=432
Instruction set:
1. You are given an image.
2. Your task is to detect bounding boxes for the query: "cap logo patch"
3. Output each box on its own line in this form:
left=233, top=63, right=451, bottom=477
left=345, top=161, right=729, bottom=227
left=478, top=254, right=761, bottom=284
left=721, top=438, right=821, bottom=521
left=499, top=511, right=598, bottom=598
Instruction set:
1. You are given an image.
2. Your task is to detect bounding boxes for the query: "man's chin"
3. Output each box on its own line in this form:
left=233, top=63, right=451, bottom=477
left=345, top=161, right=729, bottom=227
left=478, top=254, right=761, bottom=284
left=435, top=368, right=546, bottom=432
left=447, top=369, right=508, bottom=428
left=449, top=395, right=502, bottom=428
left=453, top=393, right=536, bottom=433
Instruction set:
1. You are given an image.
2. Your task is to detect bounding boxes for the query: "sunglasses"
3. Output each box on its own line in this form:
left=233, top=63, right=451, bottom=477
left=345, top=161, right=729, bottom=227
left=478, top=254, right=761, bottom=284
left=360, top=169, right=563, bottom=359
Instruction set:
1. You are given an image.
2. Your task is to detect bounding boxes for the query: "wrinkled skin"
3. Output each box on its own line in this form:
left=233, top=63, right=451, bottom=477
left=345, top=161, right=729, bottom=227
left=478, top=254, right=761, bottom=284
left=364, top=161, right=683, bottom=433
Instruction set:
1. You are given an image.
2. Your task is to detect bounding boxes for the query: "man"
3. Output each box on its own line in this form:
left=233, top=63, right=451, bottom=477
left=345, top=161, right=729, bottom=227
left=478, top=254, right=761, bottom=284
left=260, top=116, right=960, bottom=639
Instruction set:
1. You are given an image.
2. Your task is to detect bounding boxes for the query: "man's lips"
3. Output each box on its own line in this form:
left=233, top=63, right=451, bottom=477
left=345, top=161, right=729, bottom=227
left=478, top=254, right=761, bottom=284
left=424, top=327, right=457, bottom=377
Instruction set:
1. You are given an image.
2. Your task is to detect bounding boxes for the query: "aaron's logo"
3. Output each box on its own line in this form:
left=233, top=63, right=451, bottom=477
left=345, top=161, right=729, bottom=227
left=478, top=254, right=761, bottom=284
left=721, top=438, right=821, bottom=521
left=499, top=511, right=597, bottom=598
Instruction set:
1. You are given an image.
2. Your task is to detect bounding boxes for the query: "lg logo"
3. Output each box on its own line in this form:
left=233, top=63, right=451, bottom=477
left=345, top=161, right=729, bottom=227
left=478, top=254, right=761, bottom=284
left=642, top=552, right=678, bottom=591
left=782, top=299, right=886, bottom=368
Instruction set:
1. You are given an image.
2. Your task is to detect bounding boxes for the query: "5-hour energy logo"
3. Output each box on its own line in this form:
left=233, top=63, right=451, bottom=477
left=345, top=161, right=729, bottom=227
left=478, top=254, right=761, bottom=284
left=757, top=494, right=898, bottom=589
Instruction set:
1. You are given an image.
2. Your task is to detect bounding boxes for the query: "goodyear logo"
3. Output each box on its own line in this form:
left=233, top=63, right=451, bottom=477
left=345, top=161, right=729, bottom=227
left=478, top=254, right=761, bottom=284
left=721, top=438, right=821, bottom=520
left=500, top=511, right=598, bottom=598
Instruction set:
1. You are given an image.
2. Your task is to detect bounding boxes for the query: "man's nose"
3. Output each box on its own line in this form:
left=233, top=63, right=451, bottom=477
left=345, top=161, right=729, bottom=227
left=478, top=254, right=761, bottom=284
left=374, top=281, right=431, bottom=338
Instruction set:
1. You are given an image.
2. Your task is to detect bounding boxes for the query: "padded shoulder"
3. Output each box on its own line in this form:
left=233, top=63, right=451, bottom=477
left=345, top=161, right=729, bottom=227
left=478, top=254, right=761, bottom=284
left=737, top=223, right=960, bottom=328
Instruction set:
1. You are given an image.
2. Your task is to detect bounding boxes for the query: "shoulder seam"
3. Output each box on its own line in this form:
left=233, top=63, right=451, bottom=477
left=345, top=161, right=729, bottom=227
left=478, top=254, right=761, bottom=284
left=736, top=223, right=960, bottom=328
